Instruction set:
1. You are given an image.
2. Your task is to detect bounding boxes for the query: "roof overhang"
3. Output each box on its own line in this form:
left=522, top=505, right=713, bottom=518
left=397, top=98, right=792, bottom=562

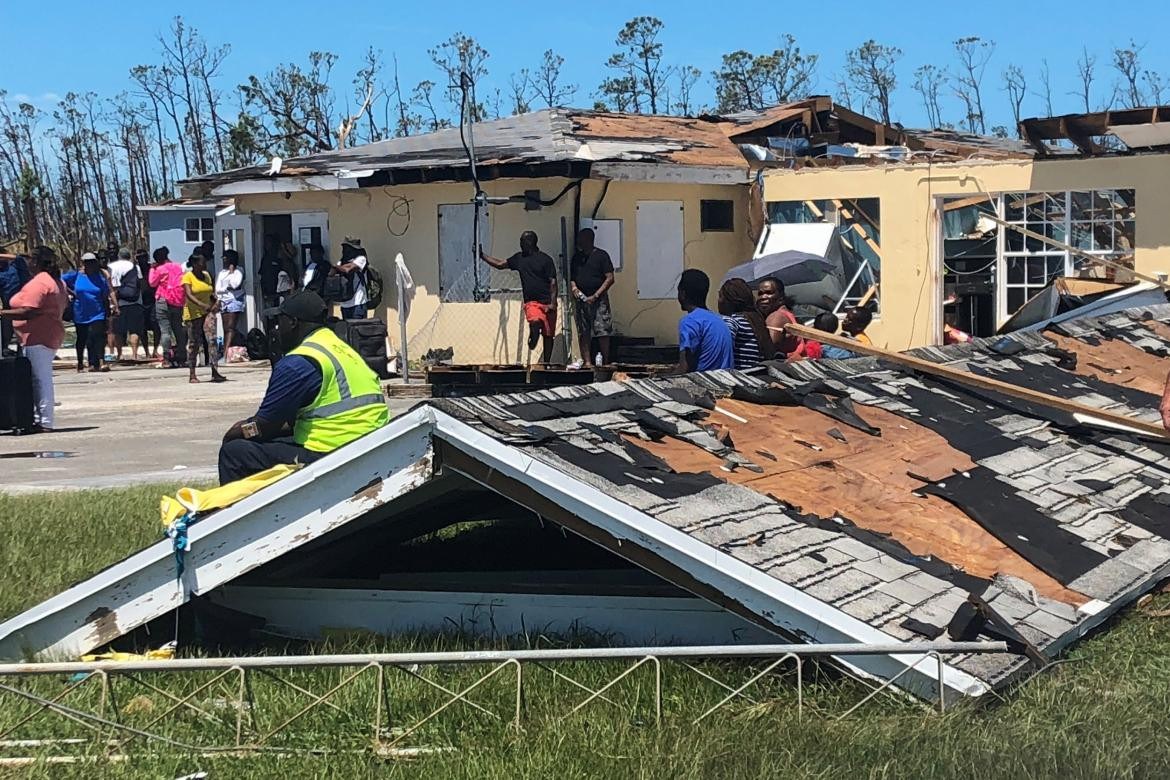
left=589, top=162, right=751, bottom=186
left=137, top=203, right=229, bottom=212
left=209, top=170, right=376, bottom=197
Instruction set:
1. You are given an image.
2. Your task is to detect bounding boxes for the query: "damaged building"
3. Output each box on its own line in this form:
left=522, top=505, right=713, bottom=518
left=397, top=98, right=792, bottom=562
left=174, top=96, right=1070, bottom=363
left=762, top=105, right=1170, bottom=350
left=3, top=304, right=1170, bottom=704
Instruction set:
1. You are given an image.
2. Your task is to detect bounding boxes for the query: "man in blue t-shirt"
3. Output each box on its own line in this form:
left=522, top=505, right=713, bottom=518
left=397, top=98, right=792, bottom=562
left=676, top=269, right=733, bottom=373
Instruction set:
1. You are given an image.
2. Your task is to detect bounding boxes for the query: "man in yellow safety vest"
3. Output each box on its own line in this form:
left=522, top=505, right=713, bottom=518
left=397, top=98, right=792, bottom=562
left=218, top=290, right=389, bottom=484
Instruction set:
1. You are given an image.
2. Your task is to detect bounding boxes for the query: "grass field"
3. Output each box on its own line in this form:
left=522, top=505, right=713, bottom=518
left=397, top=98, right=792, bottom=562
left=3, top=486, right=1170, bottom=778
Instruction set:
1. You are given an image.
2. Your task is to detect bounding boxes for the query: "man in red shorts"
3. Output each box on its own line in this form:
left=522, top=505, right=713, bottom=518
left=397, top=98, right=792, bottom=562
left=481, top=231, right=558, bottom=362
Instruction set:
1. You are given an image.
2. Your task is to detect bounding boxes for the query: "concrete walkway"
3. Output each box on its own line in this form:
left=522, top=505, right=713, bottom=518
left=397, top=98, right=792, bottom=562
left=0, top=362, right=417, bottom=493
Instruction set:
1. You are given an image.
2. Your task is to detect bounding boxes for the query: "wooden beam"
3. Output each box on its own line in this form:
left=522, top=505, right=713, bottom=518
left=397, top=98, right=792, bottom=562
left=858, top=284, right=879, bottom=307
left=783, top=322, right=1170, bottom=440
left=832, top=200, right=883, bottom=260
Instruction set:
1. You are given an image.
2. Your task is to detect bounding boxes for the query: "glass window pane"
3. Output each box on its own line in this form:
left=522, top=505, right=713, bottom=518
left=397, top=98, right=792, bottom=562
left=1007, top=257, right=1026, bottom=284
left=202, top=218, right=214, bottom=230
left=1004, top=193, right=1025, bottom=222
left=1026, top=258, right=1048, bottom=285
left=1007, top=287, right=1026, bottom=313
left=185, top=230, right=199, bottom=243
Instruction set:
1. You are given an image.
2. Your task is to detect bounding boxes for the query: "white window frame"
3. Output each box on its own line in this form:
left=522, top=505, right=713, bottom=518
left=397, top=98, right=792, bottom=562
left=994, top=189, right=1135, bottom=326
left=184, top=217, right=215, bottom=244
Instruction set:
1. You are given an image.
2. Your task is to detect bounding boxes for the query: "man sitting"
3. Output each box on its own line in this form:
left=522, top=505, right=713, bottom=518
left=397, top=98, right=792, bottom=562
left=218, top=291, right=389, bottom=484
left=676, top=269, right=733, bottom=373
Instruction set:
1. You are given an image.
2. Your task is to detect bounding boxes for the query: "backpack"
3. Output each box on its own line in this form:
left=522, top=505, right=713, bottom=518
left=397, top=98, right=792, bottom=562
left=364, top=263, right=383, bottom=310
left=245, top=328, right=269, bottom=361
left=116, top=265, right=140, bottom=304
left=323, top=273, right=352, bottom=303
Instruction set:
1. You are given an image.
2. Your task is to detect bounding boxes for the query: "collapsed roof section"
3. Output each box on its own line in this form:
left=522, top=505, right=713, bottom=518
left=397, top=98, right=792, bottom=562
left=179, top=97, right=1023, bottom=196
left=1020, top=105, right=1170, bottom=156
left=2, top=306, right=1169, bottom=705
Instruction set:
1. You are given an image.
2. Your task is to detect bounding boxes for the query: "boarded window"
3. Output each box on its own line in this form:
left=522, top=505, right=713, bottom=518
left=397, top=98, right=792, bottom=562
left=700, top=200, right=734, bottom=232
left=437, top=204, right=494, bottom=302
left=635, top=201, right=684, bottom=300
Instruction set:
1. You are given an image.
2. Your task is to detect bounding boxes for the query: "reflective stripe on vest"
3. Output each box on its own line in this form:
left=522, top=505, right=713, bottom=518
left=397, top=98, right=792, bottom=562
left=289, top=328, right=389, bottom=452
left=296, top=342, right=385, bottom=419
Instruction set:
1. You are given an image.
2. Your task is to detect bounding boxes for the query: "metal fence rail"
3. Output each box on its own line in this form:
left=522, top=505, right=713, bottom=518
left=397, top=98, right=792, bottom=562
left=0, top=641, right=1011, bottom=763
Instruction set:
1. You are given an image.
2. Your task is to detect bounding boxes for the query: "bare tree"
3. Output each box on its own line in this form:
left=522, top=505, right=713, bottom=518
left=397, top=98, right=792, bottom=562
left=912, top=64, right=946, bottom=129
left=532, top=50, right=576, bottom=108
left=1033, top=59, right=1054, bottom=116
left=1073, top=47, right=1097, bottom=112
left=156, top=17, right=208, bottom=173
left=758, top=34, right=817, bottom=104
left=713, top=35, right=816, bottom=113
left=508, top=70, right=532, bottom=115
left=601, top=16, right=669, bottom=113
left=1145, top=71, right=1167, bottom=105
left=673, top=66, right=701, bottom=115
left=240, top=51, right=340, bottom=157
left=1111, top=41, right=1146, bottom=108
left=353, top=47, right=386, bottom=143
left=428, top=33, right=490, bottom=121
left=844, top=40, right=901, bottom=124
left=1003, top=64, right=1027, bottom=135
left=713, top=51, right=762, bottom=112
left=411, top=80, right=447, bottom=132
left=832, top=71, right=855, bottom=111
left=193, top=36, right=230, bottom=170
left=387, top=54, right=418, bottom=137
left=950, top=37, right=994, bottom=135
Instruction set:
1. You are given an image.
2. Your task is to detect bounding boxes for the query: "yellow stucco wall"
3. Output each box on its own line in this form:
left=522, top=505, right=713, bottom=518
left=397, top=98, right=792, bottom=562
left=234, top=177, right=754, bottom=364
left=763, top=155, right=1170, bottom=350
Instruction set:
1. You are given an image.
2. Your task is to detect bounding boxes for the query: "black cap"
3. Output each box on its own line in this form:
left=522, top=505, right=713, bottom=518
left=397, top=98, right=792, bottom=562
left=279, top=290, right=328, bottom=323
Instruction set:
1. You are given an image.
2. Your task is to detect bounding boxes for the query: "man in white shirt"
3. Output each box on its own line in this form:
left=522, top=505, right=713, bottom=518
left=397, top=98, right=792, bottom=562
left=338, top=236, right=368, bottom=320
left=108, top=247, right=146, bottom=361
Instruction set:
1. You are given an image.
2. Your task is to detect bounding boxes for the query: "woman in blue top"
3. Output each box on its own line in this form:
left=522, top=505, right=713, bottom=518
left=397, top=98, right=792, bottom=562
left=63, top=252, right=118, bottom=372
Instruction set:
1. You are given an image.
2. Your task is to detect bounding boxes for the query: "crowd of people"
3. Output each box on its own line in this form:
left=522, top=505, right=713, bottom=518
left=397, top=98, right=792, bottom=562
left=0, top=234, right=382, bottom=435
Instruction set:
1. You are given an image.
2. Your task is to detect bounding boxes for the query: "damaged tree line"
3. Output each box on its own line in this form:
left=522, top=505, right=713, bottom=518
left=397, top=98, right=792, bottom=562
left=2, top=13, right=1167, bottom=256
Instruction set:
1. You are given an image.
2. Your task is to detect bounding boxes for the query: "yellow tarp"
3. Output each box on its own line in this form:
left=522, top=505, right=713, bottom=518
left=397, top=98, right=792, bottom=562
left=82, top=641, right=176, bottom=663
left=159, top=464, right=301, bottom=527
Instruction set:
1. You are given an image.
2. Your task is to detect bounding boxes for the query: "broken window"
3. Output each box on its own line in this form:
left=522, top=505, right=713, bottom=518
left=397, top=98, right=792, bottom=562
left=764, top=198, right=881, bottom=316
left=940, top=189, right=1136, bottom=340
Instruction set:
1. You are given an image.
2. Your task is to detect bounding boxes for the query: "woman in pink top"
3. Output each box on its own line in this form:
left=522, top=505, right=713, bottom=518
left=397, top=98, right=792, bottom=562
left=0, top=247, right=67, bottom=431
left=148, top=246, right=188, bottom=366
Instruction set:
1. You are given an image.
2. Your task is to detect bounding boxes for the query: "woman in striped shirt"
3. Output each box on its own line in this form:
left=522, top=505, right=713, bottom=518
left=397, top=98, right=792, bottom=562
left=717, top=278, right=776, bottom=370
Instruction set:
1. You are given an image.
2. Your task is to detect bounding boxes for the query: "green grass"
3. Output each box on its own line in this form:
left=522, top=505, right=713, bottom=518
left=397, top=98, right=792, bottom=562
left=3, top=485, right=1170, bottom=778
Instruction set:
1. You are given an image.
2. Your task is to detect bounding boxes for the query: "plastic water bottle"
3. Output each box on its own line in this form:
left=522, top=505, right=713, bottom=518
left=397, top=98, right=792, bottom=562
left=594, top=352, right=603, bottom=367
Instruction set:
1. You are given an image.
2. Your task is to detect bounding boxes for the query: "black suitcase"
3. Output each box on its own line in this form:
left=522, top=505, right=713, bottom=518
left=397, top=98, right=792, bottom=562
left=332, top=318, right=389, bottom=379
left=0, top=355, right=35, bottom=434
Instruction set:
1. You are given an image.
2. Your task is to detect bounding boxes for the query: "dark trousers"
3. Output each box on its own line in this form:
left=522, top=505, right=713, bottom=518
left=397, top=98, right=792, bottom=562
left=74, top=319, right=107, bottom=369
left=341, top=305, right=366, bottom=321
left=218, top=437, right=325, bottom=484
left=0, top=294, right=13, bottom=356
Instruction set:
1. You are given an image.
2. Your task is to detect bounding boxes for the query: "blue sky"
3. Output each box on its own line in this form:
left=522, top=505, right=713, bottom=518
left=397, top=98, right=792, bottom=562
left=5, top=0, right=1169, bottom=129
